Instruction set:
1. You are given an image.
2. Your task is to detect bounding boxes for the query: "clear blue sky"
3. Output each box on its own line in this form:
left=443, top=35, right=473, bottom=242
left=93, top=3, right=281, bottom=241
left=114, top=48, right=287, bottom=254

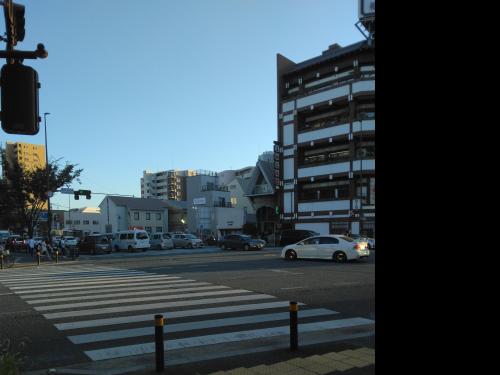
left=1, top=0, right=363, bottom=211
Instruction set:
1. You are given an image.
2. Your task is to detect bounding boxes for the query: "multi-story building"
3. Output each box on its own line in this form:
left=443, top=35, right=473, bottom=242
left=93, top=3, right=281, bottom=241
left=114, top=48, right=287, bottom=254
left=276, top=39, right=375, bottom=237
left=219, top=166, right=256, bottom=223
left=186, top=171, right=245, bottom=238
left=140, top=169, right=196, bottom=201
left=4, top=141, right=48, bottom=210
left=4, top=141, right=46, bottom=172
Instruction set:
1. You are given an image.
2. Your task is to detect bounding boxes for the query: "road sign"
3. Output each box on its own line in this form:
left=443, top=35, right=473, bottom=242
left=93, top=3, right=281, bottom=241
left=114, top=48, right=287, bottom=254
left=38, top=212, right=48, bottom=221
left=60, top=188, right=74, bottom=194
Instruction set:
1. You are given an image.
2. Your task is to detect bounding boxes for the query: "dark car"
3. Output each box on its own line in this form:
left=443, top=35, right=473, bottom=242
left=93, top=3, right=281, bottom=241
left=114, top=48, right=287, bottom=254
left=278, top=229, right=320, bottom=247
left=5, top=235, right=27, bottom=251
left=78, top=234, right=112, bottom=255
left=219, top=234, right=266, bottom=251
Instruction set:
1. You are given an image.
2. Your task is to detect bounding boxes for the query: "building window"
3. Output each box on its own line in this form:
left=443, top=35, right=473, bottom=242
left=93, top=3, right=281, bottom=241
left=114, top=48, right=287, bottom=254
left=156, top=213, right=161, bottom=220
left=93, top=220, right=99, bottom=225
left=146, top=212, right=151, bottom=220
left=134, top=212, right=139, bottom=220
left=66, top=220, right=72, bottom=224
left=83, top=220, right=90, bottom=225
left=231, top=197, right=237, bottom=206
left=145, top=226, right=152, bottom=233
left=299, top=178, right=350, bottom=201
left=156, top=227, right=162, bottom=232
left=74, top=220, right=81, bottom=225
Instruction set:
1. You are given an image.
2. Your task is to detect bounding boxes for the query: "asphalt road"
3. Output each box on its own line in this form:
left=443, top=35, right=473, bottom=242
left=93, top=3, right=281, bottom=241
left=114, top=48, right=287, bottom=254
left=0, top=246, right=375, bottom=374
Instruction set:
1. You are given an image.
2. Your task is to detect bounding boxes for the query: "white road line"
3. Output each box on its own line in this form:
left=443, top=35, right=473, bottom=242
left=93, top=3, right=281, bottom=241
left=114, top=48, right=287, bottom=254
left=27, top=285, right=229, bottom=304
left=280, top=287, right=305, bottom=290
left=84, top=318, right=375, bottom=361
left=20, top=281, right=209, bottom=300
left=44, top=294, right=276, bottom=319
left=269, top=269, right=304, bottom=275
left=69, top=309, right=336, bottom=344
left=1, top=271, right=148, bottom=285
left=55, top=301, right=304, bottom=330
left=0, top=266, right=122, bottom=279
left=9, top=275, right=181, bottom=290
left=35, top=289, right=254, bottom=311
left=14, top=278, right=195, bottom=295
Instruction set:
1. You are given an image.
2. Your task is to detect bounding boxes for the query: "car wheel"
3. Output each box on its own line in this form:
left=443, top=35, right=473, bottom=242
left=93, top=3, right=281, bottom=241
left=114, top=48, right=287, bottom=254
left=128, top=246, right=133, bottom=252
left=114, top=245, right=120, bottom=252
left=220, top=244, right=226, bottom=250
left=285, top=249, right=297, bottom=260
left=142, top=247, right=147, bottom=252
left=188, top=243, right=193, bottom=249
left=244, top=244, right=250, bottom=251
left=333, top=251, right=347, bottom=263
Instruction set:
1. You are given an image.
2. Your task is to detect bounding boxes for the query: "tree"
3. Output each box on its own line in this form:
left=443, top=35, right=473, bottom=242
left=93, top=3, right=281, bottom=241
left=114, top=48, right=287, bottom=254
left=0, top=147, right=82, bottom=237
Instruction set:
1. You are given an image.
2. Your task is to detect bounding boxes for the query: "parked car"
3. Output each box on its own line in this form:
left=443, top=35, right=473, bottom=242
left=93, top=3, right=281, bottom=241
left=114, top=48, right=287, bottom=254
left=171, top=233, right=203, bottom=248
left=5, top=235, right=26, bottom=251
left=349, top=234, right=375, bottom=249
left=112, top=230, right=150, bottom=251
left=279, top=229, right=320, bottom=247
left=281, top=235, right=370, bottom=263
left=150, top=233, right=174, bottom=250
left=219, top=234, right=266, bottom=251
left=52, top=236, right=62, bottom=246
left=79, top=234, right=112, bottom=255
left=203, top=235, right=218, bottom=246
left=62, top=236, right=79, bottom=247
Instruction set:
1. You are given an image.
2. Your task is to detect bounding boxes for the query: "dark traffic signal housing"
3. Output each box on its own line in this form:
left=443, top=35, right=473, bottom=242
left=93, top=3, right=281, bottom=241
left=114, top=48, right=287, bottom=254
left=0, top=62, right=40, bottom=135
left=74, top=190, right=91, bottom=200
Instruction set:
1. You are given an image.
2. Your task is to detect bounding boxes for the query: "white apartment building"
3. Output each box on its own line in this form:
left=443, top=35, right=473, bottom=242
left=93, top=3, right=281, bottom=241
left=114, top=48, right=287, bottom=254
left=64, top=207, right=101, bottom=235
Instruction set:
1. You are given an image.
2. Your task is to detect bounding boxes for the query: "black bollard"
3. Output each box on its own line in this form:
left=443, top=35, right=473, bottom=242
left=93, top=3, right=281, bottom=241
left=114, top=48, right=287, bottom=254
left=55, top=250, right=59, bottom=264
left=36, top=251, right=41, bottom=266
left=155, top=314, right=165, bottom=372
left=290, top=301, right=298, bottom=351
left=1, top=254, right=3, bottom=269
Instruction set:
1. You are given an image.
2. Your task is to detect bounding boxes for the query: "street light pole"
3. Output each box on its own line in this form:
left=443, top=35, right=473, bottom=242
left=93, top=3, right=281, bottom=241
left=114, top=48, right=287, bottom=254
left=44, top=112, right=51, bottom=240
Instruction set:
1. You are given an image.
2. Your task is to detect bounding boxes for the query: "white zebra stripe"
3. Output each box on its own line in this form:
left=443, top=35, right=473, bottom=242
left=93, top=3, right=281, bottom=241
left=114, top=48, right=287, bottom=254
left=27, top=285, right=229, bottom=304
left=54, top=301, right=303, bottom=331
left=35, top=289, right=254, bottom=311
left=84, top=318, right=375, bottom=361
left=69, top=309, right=336, bottom=344
left=14, top=278, right=195, bottom=295
left=20, top=281, right=210, bottom=300
left=1, top=271, right=148, bottom=284
left=44, top=294, right=276, bottom=319
left=9, top=275, right=181, bottom=290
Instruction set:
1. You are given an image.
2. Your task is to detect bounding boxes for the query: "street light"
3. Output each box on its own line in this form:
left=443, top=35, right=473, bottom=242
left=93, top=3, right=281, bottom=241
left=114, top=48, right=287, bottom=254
left=44, top=112, right=51, bottom=240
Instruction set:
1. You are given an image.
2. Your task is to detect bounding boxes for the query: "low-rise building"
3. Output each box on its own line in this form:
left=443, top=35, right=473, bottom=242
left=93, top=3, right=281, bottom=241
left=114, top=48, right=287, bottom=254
left=99, top=196, right=169, bottom=234
left=63, top=207, right=101, bottom=235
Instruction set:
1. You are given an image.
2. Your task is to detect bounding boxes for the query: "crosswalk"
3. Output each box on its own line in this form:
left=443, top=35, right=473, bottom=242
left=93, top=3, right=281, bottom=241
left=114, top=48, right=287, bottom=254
left=0, top=264, right=375, bottom=365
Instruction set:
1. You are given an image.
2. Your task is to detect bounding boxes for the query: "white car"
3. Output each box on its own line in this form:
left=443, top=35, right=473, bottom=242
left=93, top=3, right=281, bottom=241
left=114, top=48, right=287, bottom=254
left=62, top=236, right=78, bottom=247
left=281, top=235, right=370, bottom=263
left=150, top=233, right=174, bottom=250
left=171, top=233, right=204, bottom=248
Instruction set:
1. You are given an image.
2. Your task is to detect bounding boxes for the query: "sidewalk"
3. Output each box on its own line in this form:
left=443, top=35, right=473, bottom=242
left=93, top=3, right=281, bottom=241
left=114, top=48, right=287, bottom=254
left=3, top=250, right=79, bottom=269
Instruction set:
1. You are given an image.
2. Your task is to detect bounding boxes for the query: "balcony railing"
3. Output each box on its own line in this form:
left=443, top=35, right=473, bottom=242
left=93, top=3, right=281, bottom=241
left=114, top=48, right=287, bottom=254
left=213, top=202, right=233, bottom=208
left=201, top=184, right=228, bottom=192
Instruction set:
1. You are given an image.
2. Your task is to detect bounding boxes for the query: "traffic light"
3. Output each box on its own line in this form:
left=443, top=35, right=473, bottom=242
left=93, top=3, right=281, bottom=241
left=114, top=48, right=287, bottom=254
left=74, top=190, right=91, bottom=200
left=13, top=3, right=25, bottom=43
left=0, top=62, right=40, bottom=135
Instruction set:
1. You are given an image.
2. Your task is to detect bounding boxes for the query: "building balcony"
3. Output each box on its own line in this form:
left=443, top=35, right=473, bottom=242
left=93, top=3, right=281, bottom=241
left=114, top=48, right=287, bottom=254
left=201, top=185, right=228, bottom=192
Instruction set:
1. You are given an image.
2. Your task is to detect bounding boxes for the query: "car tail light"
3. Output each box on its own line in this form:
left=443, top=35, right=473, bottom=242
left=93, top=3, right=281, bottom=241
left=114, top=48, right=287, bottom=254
left=354, top=243, right=364, bottom=250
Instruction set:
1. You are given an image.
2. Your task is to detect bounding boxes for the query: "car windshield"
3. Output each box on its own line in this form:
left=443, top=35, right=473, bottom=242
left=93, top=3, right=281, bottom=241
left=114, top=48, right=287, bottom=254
left=339, top=236, right=354, bottom=242
left=240, top=235, right=252, bottom=240
left=185, top=234, right=197, bottom=239
left=136, top=232, right=148, bottom=240
left=162, top=234, right=171, bottom=239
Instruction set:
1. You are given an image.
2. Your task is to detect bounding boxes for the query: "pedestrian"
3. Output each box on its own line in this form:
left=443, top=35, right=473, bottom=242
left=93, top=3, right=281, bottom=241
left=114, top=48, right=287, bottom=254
left=40, top=239, right=52, bottom=260
left=59, top=237, right=66, bottom=257
left=28, top=237, right=35, bottom=258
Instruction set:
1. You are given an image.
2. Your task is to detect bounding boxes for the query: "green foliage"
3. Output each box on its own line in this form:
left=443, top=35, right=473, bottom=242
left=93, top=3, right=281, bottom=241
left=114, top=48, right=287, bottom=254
left=0, top=337, right=30, bottom=375
left=0, top=147, right=83, bottom=236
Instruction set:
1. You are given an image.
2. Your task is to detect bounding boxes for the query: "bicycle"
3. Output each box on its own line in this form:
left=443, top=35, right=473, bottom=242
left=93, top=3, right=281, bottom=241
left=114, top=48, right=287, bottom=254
left=0, top=247, right=16, bottom=269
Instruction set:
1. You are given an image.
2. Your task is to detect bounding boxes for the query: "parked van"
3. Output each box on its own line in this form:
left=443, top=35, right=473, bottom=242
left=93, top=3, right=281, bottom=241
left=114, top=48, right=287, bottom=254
left=150, top=233, right=174, bottom=250
left=112, top=230, right=150, bottom=251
